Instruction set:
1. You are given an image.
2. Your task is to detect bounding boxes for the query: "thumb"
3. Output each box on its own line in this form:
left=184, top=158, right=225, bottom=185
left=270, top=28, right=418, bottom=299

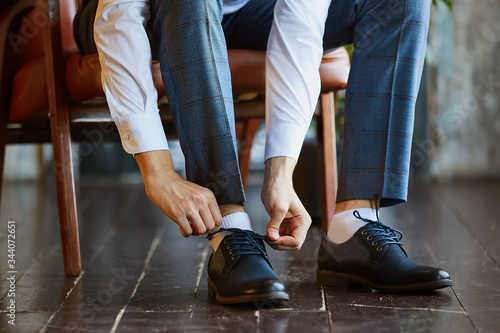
left=266, top=207, right=287, bottom=241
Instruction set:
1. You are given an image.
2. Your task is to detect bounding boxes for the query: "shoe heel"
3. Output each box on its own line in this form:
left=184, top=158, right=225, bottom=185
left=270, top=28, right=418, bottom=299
left=317, top=270, right=351, bottom=288
left=207, top=278, right=216, bottom=300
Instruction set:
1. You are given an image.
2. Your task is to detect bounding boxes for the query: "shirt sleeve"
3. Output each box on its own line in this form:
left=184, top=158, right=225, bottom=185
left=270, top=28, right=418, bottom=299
left=94, top=0, right=169, bottom=155
left=265, top=0, right=331, bottom=162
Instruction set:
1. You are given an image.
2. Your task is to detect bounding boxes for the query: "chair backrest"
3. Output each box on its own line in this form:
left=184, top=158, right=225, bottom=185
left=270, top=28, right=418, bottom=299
left=0, top=0, right=36, bottom=126
left=5, top=0, right=78, bottom=70
left=2, top=0, right=79, bottom=123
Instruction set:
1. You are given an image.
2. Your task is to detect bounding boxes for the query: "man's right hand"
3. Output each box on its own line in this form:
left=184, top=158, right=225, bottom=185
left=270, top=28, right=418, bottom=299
left=135, top=150, right=223, bottom=237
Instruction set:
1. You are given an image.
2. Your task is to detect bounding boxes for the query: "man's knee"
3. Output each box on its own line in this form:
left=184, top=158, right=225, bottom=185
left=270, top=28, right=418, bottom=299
left=151, top=0, right=223, bottom=23
left=368, top=0, right=430, bottom=24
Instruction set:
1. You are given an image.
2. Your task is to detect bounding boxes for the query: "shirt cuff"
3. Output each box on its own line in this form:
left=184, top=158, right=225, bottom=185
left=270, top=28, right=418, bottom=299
left=114, top=111, right=169, bottom=155
left=264, top=122, right=307, bottom=163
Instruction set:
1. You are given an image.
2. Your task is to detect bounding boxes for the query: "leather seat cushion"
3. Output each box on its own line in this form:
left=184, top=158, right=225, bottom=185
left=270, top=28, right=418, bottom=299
left=10, top=47, right=350, bottom=123
left=66, top=47, right=350, bottom=101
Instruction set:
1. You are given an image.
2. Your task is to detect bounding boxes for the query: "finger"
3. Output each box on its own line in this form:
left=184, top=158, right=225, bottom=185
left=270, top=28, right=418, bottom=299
left=208, top=225, right=221, bottom=235
left=266, top=216, right=311, bottom=251
left=266, top=207, right=287, bottom=241
left=208, top=199, right=223, bottom=227
left=176, top=215, right=193, bottom=238
left=199, top=208, right=215, bottom=233
left=265, top=235, right=300, bottom=251
left=289, top=216, right=311, bottom=248
left=188, top=213, right=207, bottom=236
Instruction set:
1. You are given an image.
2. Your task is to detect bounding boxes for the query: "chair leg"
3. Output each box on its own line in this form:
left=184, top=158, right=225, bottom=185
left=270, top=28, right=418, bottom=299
left=40, top=0, right=81, bottom=276
left=238, top=119, right=261, bottom=189
left=317, top=92, right=338, bottom=232
left=50, top=114, right=81, bottom=276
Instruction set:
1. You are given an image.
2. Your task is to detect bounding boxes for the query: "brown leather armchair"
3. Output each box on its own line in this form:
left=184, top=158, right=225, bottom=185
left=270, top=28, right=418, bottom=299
left=0, top=0, right=350, bottom=276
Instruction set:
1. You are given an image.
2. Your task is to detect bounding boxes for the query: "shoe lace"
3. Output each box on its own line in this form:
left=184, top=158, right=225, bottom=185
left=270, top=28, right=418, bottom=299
left=353, top=210, right=404, bottom=249
left=207, top=228, right=268, bottom=258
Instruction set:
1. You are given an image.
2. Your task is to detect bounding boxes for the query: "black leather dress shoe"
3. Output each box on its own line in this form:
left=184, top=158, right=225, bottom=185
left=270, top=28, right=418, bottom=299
left=317, top=211, right=453, bottom=292
left=207, top=228, right=289, bottom=304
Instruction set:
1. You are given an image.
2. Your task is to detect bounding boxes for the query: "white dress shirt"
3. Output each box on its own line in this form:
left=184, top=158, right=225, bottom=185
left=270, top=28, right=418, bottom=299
left=223, top=0, right=249, bottom=14
left=265, top=0, right=331, bottom=162
left=95, top=0, right=329, bottom=162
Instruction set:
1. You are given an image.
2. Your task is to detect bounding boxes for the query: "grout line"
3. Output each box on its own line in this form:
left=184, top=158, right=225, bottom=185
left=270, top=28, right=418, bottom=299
left=450, top=286, right=479, bottom=333
left=110, top=227, right=164, bottom=333
left=0, top=310, right=55, bottom=313
left=321, top=285, right=334, bottom=332
left=272, top=308, right=331, bottom=312
left=189, top=242, right=211, bottom=319
left=41, top=324, right=106, bottom=332
left=142, top=310, right=191, bottom=313
left=194, top=243, right=211, bottom=294
left=40, top=273, right=84, bottom=333
left=319, top=284, right=326, bottom=311
left=255, top=310, right=260, bottom=324
left=350, top=303, right=467, bottom=314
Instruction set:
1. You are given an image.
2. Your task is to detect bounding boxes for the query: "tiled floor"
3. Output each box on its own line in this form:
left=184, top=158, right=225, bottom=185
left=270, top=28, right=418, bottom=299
left=0, top=175, right=499, bottom=332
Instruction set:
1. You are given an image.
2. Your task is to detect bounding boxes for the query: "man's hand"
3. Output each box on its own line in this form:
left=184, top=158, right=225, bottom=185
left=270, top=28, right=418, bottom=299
left=135, top=150, right=222, bottom=237
left=262, top=157, right=312, bottom=251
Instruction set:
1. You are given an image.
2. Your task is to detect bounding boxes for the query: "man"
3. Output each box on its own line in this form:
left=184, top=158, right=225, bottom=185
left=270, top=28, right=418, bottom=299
left=93, top=0, right=452, bottom=305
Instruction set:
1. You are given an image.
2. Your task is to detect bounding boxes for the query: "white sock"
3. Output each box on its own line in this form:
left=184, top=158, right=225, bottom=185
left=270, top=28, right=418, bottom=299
left=208, top=212, right=253, bottom=251
left=327, top=208, right=378, bottom=244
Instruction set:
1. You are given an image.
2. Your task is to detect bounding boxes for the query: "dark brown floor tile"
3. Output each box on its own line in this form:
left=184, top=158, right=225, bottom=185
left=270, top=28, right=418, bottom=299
left=125, top=234, right=208, bottom=312
left=390, top=288, right=461, bottom=311
left=328, top=304, right=474, bottom=333
left=0, top=183, right=60, bottom=298
left=116, top=311, right=192, bottom=332
left=258, top=311, right=330, bottom=333
left=188, top=273, right=260, bottom=329
left=324, top=286, right=394, bottom=307
left=0, top=311, right=54, bottom=333
left=328, top=305, right=401, bottom=332
left=396, top=309, right=474, bottom=333
left=44, top=309, right=116, bottom=332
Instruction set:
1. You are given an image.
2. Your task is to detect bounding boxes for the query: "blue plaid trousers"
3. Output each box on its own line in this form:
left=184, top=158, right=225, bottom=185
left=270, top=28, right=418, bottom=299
left=150, top=0, right=245, bottom=205
left=151, top=0, right=431, bottom=207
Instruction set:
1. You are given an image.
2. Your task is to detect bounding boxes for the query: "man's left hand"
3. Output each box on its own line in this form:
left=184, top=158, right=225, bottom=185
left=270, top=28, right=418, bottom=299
left=261, top=157, right=312, bottom=251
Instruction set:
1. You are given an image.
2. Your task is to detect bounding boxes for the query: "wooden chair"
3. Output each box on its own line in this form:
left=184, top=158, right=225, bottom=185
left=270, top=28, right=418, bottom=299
left=0, top=0, right=350, bottom=277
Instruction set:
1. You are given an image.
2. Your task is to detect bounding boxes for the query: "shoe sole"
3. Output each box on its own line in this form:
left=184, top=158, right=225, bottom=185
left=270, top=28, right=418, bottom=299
left=207, top=278, right=289, bottom=305
left=317, top=270, right=453, bottom=293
